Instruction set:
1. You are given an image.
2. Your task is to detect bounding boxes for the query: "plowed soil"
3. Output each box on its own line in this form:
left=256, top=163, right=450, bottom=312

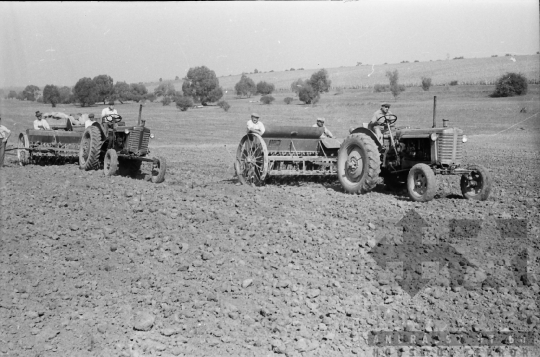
left=1, top=91, right=539, bottom=356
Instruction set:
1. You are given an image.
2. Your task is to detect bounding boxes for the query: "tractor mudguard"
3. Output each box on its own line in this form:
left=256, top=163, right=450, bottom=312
left=349, top=127, right=383, bottom=149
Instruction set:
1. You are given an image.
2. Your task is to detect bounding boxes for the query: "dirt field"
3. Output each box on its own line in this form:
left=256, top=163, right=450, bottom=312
left=0, top=85, right=539, bottom=356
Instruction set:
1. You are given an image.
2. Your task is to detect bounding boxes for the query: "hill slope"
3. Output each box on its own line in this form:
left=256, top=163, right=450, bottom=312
left=146, top=55, right=539, bottom=92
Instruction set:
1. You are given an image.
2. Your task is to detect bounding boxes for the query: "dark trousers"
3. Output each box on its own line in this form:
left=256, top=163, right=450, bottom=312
left=0, top=141, right=6, bottom=167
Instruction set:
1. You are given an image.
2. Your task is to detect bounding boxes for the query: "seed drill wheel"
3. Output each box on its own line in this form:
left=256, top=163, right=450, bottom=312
left=151, top=157, right=166, bottom=183
left=407, top=163, right=437, bottom=202
left=460, top=164, right=491, bottom=201
left=103, top=149, right=119, bottom=176
left=235, top=133, right=268, bottom=186
left=337, top=133, right=381, bottom=194
left=17, top=133, right=30, bottom=166
left=79, top=126, right=102, bottom=171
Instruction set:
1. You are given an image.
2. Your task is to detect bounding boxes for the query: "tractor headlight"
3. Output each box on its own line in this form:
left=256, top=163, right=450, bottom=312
left=462, top=135, right=468, bottom=143
left=150, top=134, right=155, bottom=139
left=124, top=129, right=130, bottom=134
left=430, top=133, right=438, bottom=141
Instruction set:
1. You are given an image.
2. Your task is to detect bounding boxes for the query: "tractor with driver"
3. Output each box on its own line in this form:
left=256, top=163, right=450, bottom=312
left=337, top=97, right=491, bottom=202
left=79, top=104, right=166, bottom=183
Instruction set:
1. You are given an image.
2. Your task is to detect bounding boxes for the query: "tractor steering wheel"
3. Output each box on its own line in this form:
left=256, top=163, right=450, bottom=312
left=377, top=114, right=397, bottom=125
left=104, top=114, right=122, bottom=124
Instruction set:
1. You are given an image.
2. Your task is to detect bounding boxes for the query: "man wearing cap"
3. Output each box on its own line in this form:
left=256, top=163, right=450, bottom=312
left=101, top=103, right=117, bottom=119
left=33, top=111, right=51, bottom=130
left=247, top=113, right=265, bottom=135
left=369, top=103, right=393, bottom=142
left=0, top=115, right=12, bottom=168
left=84, top=113, right=97, bottom=128
left=312, top=117, right=334, bottom=139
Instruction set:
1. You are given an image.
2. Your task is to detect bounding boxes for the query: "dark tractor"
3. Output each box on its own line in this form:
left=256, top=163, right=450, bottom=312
left=337, top=97, right=491, bottom=202
left=78, top=105, right=166, bottom=183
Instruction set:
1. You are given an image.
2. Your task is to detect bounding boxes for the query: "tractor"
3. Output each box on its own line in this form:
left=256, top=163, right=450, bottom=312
left=337, top=97, right=491, bottom=202
left=78, top=105, right=166, bottom=183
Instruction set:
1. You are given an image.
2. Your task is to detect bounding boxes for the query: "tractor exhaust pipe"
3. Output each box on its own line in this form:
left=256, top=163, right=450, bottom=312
left=138, top=104, right=143, bottom=126
left=432, top=96, right=437, bottom=128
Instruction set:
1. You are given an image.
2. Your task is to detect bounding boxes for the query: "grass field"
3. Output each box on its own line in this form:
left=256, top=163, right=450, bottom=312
left=2, top=84, right=539, bottom=145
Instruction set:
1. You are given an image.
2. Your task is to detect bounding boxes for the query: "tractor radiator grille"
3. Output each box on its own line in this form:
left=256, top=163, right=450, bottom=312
left=438, top=131, right=463, bottom=165
left=127, top=127, right=150, bottom=155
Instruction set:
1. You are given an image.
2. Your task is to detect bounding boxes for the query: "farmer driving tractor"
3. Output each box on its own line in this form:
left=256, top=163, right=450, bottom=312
left=369, top=103, right=394, bottom=143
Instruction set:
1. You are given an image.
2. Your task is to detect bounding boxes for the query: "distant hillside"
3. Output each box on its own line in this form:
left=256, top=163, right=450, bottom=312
left=146, top=55, right=539, bottom=93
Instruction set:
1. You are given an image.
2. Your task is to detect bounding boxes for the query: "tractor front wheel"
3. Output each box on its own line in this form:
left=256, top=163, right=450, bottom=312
left=337, top=133, right=381, bottom=194
left=151, top=157, right=166, bottom=183
left=460, top=164, right=491, bottom=200
left=407, top=163, right=437, bottom=202
left=103, top=149, right=118, bottom=176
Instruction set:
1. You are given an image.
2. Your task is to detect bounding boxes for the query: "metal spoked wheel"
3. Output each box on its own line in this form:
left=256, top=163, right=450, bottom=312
left=235, top=133, right=268, bottom=186
left=17, top=133, right=30, bottom=166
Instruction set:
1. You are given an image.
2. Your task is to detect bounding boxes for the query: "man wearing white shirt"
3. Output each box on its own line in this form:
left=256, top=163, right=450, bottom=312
left=101, top=103, right=117, bottom=119
left=33, top=111, right=51, bottom=130
left=85, top=113, right=97, bottom=128
left=246, top=113, right=265, bottom=135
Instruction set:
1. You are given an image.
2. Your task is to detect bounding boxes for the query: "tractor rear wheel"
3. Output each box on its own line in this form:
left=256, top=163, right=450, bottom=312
left=103, top=149, right=118, bottom=176
left=337, top=133, right=381, bottom=194
left=79, top=126, right=102, bottom=171
left=151, top=157, right=166, bottom=183
left=460, top=164, right=491, bottom=200
left=407, top=163, right=437, bottom=202
left=17, top=133, right=30, bottom=166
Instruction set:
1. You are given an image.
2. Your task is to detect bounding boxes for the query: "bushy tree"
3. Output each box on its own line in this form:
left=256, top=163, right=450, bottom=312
left=260, top=95, right=275, bottom=105
left=182, top=66, right=223, bottom=105
left=8, top=91, right=17, bottom=99
left=93, top=75, right=114, bottom=104
left=234, top=74, right=256, bottom=97
left=175, top=96, right=193, bottom=111
left=74, top=77, right=98, bottom=107
left=290, top=79, right=305, bottom=95
left=130, top=83, right=148, bottom=102
left=308, top=69, right=331, bottom=94
left=162, top=97, right=172, bottom=106
left=146, top=93, right=157, bottom=102
left=207, top=87, right=224, bottom=103
left=217, top=100, right=231, bottom=112
left=284, top=97, right=293, bottom=104
left=114, top=81, right=132, bottom=103
left=22, top=85, right=40, bottom=101
left=491, top=72, right=528, bottom=97
left=256, top=81, right=275, bottom=95
left=421, top=77, right=432, bottom=91
left=297, top=69, right=331, bottom=104
left=154, top=82, right=176, bottom=98
left=42, top=84, right=61, bottom=107
left=386, top=70, right=403, bottom=99
left=58, top=86, right=72, bottom=104
left=298, top=84, right=318, bottom=104
left=16, top=92, right=25, bottom=101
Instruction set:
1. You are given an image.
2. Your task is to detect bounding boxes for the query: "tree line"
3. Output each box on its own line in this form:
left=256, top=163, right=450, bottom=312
left=5, top=66, right=227, bottom=111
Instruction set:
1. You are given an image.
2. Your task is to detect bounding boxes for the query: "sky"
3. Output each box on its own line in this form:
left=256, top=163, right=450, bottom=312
left=0, top=0, right=538, bottom=88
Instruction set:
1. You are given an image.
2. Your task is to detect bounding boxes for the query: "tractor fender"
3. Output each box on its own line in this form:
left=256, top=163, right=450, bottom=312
left=89, top=122, right=107, bottom=140
left=349, top=127, right=383, bottom=149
